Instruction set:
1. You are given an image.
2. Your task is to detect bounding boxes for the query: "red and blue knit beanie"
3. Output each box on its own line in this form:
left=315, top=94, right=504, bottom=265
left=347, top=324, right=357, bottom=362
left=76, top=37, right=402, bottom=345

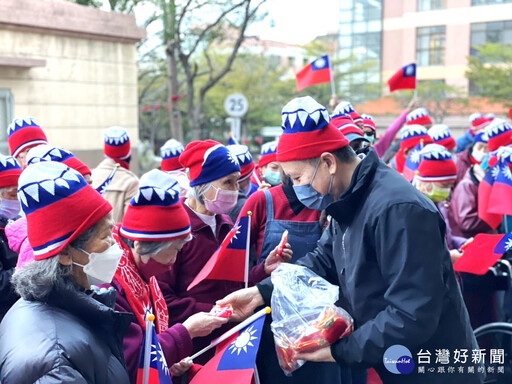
left=104, top=126, right=131, bottom=160
left=18, top=161, right=112, bottom=260
left=406, top=108, right=433, bottom=127
left=400, top=124, right=434, bottom=151
left=0, top=155, right=22, bottom=188
left=473, top=131, right=488, bottom=145
left=361, top=114, right=376, bottom=132
left=469, top=113, right=491, bottom=133
left=339, top=124, right=367, bottom=144
left=258, top=141, right=278, bottom=168
left=227, top=144, right=255, bottom=181
left=329, top=112, right=354, bottom=130
left=485, top=119, right=512, bottom=152
left=277, top=96, right=349, bottom=162
left=333, top=101, right=363, bottom=124
left=120, top=170, right=191, bottom=241
left=160, top=139, right=185, bottom=172
left=7, top=117, right=48, bottom=158
left=27, top=145, right=91, bottom=177
left=428, top=124, right=456, bottom=151
left=179, top=140, right=240, bottom=187
left=416, top=144, right=457, bottom=182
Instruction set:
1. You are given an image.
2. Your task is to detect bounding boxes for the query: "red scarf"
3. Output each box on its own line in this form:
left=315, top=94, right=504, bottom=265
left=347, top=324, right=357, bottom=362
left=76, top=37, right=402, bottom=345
left=113, top=225, right=169, bottom=334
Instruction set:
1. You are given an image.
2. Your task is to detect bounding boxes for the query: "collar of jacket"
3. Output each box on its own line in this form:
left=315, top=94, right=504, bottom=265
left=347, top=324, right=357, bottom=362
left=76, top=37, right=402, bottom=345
left=326, top=148, right=379, bottom=225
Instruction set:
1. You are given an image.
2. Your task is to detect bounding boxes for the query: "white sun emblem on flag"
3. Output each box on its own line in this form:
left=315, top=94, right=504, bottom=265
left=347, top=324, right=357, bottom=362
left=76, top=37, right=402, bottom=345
left=492, top=166, right=500, bottom=180
left=503, top=165, right=512, bottom=181
left=230, top=225, right=241, bottom=243
left=410, top=149, right=421, bottom=163
left=151, top=344, right=170, bottom=375
left=227, top=325, right=258, bottom=355
left=315, top=58, right=326, bottom=68
left=505, top=238, right=512, bottom=252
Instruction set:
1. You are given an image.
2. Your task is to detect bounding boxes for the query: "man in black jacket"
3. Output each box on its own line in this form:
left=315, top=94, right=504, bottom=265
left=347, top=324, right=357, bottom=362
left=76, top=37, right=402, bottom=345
left=219, top=97, right=483, bottom=383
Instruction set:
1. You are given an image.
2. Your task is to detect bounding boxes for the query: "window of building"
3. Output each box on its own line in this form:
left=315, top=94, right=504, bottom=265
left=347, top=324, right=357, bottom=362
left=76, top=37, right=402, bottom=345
left=470, top=20, right=512, bottom=56
left=416, top=26, right=446, bottom=66
left=0, top=89, right=13, bottom=155
left=472, top=0, right=512, bottom=6
left=417, top=0, right=446, bottom=11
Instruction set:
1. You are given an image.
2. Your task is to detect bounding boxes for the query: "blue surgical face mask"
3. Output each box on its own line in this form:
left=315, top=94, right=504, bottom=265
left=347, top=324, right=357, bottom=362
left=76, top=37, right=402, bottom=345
left=364, top=134, right=375, bottom=145
left=293, top=158, right=334, bottom=211
left=264, top=170, right=281, bottom=186
left=481, top=153, right=491, bottom=171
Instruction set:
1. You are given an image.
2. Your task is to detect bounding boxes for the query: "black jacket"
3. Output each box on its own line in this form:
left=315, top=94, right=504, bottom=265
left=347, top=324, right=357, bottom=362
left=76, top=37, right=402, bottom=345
left=258, top=150, right=483, bottom=383
left=0, top=280, right=133, bottom=384
left=0, top=217, right=18, bottom=321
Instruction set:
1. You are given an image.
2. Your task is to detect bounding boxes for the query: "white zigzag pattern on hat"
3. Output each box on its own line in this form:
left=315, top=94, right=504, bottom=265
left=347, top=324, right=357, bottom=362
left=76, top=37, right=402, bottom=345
left=261, top=141, right=277, bottom=155
left=401, top=125, right=428, bottom=140
left=8, top=117, right=39, bottom=134
left=428, top=125, right=451, bottom=141
left=282, top=107, right=329, bottom=129
left=419, top=144, right=452, bottom=160
left=361, top=114, right=373, bottom=121
left=161, top=139, right=184, bottom=158
left=0, top=156, right=18, bottom=168
left=486, top=120, right=512, bottom=137
left=133, top=182, right=179, bottom=204
left=407, top=108, right=429, bottom=122
left=18, top=168, right=81, bottom=208
left=333, top=101, right=355, bottom=115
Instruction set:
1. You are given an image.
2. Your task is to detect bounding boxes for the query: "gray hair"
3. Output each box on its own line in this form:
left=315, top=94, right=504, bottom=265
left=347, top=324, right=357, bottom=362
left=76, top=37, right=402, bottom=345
left=11, top=220, right=102, bottom=301
left=187, top=182, right=212, bottom=206
left=122, top=234, right=193, bottom=257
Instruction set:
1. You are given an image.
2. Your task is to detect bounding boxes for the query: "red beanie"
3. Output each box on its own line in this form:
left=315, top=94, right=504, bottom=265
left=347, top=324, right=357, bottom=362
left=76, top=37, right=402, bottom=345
left=329, top=112, right=354, bottom=130
left=258, top=141, right=278, bottom=168
left=339, top=124, right=368, bottom=144
left=406, top=108, right=433, bottom=127
left=485, top=119, right=512, bottom=152
left=333, top=101, right=362, bottom=124
left=0, top=155, right=22, bottom=188
left=400, top=125, right=434, bottom=151
left=179, top=140, right=241, bottom=187
left=121, top=170, right=191, bottom=241
left=277, top=97, right=349, bottom=162
left=416, top=144, right=457, bottom=182
left=7, top=117, right=48, bottom=158
left=160, top=139, right=185, bottom=172
left=469, top=113, right=491, bottom=133
left=227, top=144, right=255, bottom=180
left=428, top=124, right=456, bottom=151
left=104, top=126, right=131, bottom=160
left=18, top=162, right=112, bottom=260
left=362, top=114, right=377, bottom=132
left=27, top=145, right=91, bottom=177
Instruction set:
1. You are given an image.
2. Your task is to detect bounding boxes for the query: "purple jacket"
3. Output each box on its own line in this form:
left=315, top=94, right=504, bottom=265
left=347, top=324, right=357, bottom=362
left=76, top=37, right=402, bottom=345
left=437, top=202, right=467, bottom=250
left=373, top=109, right=408, bottom=158
left=454, top=149, right=473, bottom=188
left=111, top=279, right=193, bottom=384
left=448, top=167, right=493, bottom=239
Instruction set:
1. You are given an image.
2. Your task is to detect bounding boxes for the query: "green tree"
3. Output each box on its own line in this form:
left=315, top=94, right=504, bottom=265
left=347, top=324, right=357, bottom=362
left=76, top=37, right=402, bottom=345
left=466, top=42, right=512, bottom=106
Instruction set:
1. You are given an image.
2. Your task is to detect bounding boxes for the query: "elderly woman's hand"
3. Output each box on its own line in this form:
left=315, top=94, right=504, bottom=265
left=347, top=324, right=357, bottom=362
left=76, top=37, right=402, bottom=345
left=264, top=242, right=292, bottom=275
left=170, top=358, right=193, bottom=376
left=182, top=312, right=228, bottom=339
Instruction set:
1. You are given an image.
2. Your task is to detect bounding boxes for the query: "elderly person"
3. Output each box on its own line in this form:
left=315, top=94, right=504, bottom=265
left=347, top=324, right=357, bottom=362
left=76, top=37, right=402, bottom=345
left=7, top=145, right=94, bottom=269
left=0, top=161, right=130, bottom=383
left=0, top=155, right=22, bottom=321
left=112, top=169, right=227, bottom=383
left=7, top=117, right=48, bottom=169
left=157, top=140, right=289, bottom=364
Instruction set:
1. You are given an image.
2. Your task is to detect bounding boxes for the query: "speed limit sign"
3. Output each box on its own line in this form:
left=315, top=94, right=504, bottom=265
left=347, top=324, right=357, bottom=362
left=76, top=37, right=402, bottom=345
left=224, top=93, right=249, bottom=118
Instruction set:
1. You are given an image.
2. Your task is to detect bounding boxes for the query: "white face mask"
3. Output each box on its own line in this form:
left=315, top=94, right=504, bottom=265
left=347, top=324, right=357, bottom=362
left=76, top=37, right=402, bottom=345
left=73, top=243, right=123, bottom=286
left=471, top=148, right=487, bottom=163
left=0, top=199, right=21, bottom=219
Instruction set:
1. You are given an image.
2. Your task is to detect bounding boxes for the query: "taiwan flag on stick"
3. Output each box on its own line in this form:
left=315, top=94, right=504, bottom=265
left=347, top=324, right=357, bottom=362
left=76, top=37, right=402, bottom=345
left=387, top=63, right=416, bottom=92
left=454, top=233, right=512, bottom=275
left=488, top=161, right=512, bottom=216
left=402, top=142, right=423, bottom=182
left=189, top=310, right=267, bottom=384
left=296, top=55, right=332, bottom=92
left=187, top=214, right=251, bottom=291
left=478, top=165, right=503, bottom=230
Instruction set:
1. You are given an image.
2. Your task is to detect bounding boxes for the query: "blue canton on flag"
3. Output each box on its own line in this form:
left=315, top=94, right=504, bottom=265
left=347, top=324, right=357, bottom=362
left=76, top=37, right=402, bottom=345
left=403, top=63, right=416, bottom=77
left=227, top=215, right=250, bottom=251
left=96, top=165, right=118, bottom=195
left=137, top=325, right=173, bottom=384
left=217, top=314, right=265, bottom=371
left=311, top=55, right=330, bottom=71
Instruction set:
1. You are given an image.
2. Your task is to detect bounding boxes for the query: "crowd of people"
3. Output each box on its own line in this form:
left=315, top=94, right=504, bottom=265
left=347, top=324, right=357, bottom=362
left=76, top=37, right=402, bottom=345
left=0, top=94, right=510, bottom=384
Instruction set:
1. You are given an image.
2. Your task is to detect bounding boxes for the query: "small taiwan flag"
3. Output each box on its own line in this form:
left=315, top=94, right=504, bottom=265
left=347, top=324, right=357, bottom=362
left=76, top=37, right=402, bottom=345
left=402, top=143, right=423, bottom=182
left=454, top=233, right=512, bottom=275
left=478, top=165, right=503, bottom=229
left=488, top=163, right=512, bottom=216
left=296, top=55, right=332, bottom=92
left=189, top=315, right=265, bottom=384
left=387, top=63, right=416, bottom=92
left=187, top=215, right=250, bottom=290
left=136, top=325, right=173, bottom=384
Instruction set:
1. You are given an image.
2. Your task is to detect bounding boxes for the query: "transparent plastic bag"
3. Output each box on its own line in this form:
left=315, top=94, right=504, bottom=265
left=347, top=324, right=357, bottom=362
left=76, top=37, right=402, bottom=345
left=270, top=263, right=354, bottom=375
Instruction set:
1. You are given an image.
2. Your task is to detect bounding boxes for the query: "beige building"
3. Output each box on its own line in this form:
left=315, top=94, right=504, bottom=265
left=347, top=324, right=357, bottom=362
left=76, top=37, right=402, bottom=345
left=0, top=0, right=145, bottom=167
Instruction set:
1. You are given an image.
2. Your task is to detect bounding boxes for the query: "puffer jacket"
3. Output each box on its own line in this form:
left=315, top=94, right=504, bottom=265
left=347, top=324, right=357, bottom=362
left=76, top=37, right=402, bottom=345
left=257, top=149, right=483, bottom=384
left=0, top=217, right=18, bottom=321
left=91, top=158, right=139, bottom=223
left=0, top=280, right=133, bottom=384
left=5, top=216, right=34, bottom=268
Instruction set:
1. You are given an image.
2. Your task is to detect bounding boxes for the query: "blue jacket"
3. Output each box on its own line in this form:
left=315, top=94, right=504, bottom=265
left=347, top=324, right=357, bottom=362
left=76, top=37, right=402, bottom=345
left=456, top=130, right=473, bottom=153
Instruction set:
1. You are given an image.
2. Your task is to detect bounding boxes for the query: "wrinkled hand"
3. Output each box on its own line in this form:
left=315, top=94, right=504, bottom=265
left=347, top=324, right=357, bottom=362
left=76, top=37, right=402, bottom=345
left=450, top=249, right=463, bottom=264
left=407, top=96, right=419, bottom=112
left=257, top=182, right=272, bottom=191
left=461, top=237, right=474, bottom=250
left=216, top=287, right=263, bottom=322
left=264, top=242, right=293, bottom=275
left=182, top=312, right=228, bottom=339
left=170, top=358, right=193, bottom=377
left=293, top=345, right=336, bottom=363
